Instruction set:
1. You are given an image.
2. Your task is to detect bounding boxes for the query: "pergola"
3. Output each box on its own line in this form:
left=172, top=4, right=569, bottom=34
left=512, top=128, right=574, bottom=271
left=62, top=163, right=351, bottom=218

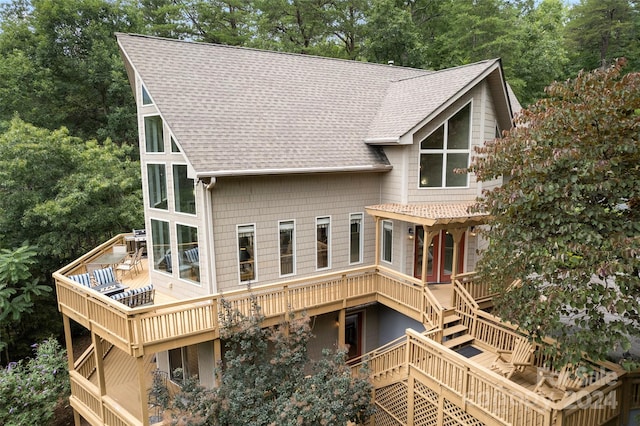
left=365, top=202, right=490, bottom=284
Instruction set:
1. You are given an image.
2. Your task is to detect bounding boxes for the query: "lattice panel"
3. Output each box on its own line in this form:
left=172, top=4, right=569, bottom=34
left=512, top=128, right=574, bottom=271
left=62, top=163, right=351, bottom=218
left=413, top=390, right=439, bottom=425
left=372, top=408, right=403, bottom=426
left=414, top=380, right=439, bottom=405
left=442, top=398, right=485, bottom=426
left=375, top=382, right=408, bottom=424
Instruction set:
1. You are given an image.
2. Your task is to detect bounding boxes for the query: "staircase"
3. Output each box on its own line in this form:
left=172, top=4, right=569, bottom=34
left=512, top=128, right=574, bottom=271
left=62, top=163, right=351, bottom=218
left=441, top=310, right=473, bottom=350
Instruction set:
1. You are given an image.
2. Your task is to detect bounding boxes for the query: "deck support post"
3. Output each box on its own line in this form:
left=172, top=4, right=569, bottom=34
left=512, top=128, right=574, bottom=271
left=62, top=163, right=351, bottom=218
left=62, top=314, right=74, bottom=370
left=337, top=309, right=346, bottom=347
left=213, top=338, right=222, bottom=387
left=91, top=332, right=107, bottom=421
left=137, top=355, right=150, bottom=425
left=407, top=375, right=415, bottom=425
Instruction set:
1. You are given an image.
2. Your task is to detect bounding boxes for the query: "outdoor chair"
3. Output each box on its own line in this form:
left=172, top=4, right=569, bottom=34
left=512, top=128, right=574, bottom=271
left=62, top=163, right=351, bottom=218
left=116, top=247, right=143, bottom=278
left=491, top=336, right=534, bottom=379
left=111, top=284, right=155, bottom=308
left=535, top=364, right=584, bottom=401
left=69, top=272, right=92, bottom=287
left=93, top=266, right=118, bottom=286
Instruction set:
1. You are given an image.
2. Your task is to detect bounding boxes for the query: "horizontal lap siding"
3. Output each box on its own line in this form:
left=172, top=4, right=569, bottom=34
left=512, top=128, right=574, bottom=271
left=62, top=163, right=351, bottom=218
left=212, top=173, right=382, bottom=292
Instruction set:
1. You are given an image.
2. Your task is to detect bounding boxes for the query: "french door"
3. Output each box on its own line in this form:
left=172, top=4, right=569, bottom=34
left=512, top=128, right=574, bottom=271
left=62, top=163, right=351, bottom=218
left=414, top=228, right=465, bottom=283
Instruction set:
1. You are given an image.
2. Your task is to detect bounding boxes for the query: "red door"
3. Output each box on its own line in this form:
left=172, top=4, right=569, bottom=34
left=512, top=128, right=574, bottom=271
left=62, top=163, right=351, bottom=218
left=414, top=228, right=465, bottom=283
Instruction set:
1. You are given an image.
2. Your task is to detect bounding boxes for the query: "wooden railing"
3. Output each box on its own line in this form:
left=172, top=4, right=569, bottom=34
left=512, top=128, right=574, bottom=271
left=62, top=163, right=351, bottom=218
left=451, top=278, right=478, bottom=332
left=55, top=236, right=431, bottom=356
left=455, top=271, right=497, bottom=301
left=406, top=329, right=553, bottom=426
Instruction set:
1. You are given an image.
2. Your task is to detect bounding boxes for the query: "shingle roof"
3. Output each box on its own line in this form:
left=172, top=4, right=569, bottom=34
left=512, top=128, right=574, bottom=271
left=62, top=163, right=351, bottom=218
left=365, top=202, right=489, bottom=227
left=116, top=34, right=508, bottom=177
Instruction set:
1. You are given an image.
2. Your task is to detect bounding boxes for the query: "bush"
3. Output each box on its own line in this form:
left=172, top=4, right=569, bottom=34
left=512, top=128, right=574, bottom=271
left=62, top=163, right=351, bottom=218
left=0, top=338, right=70, bottom=426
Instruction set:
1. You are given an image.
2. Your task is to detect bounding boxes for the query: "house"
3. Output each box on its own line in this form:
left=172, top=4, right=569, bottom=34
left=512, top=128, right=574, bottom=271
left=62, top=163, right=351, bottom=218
left=53, top=34, right=637, bottom=426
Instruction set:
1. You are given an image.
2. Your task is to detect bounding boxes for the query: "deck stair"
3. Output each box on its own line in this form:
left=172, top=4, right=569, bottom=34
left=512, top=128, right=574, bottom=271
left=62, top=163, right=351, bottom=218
left=441, top=312, right=473, bottom=350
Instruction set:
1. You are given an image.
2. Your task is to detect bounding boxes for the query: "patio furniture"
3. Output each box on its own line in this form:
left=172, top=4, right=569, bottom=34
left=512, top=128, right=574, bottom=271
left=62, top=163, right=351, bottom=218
left=69, top=273, right=92, bottom=287
left=93, top=282, right=128, bottom=297
left=93, top=267, right=118, bottom=286
left=535, top=364, right=584, bottom=401
left=88, top=250, right=128, bottom=270
left=116, top=247, right=144, bottom=278
left=111, top=284, right=155, bottom=307
left=490, top=337, right=534, bottom=379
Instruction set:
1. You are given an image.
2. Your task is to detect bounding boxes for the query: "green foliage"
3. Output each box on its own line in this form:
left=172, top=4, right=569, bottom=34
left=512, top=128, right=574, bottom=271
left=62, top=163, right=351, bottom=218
left=0, top=245, right=51, bottom=363
left=470, top=59, right=640, bottom=367
left=162, top=300, right=374, bottom=425
left=0, top=338, right=70, bottom=426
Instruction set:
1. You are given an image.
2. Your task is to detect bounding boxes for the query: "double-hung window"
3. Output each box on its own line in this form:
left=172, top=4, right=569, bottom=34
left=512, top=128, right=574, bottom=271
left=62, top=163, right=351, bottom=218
left=238, top=224, right=256, bottom=282
left=279, top=220, right=295, bottom=276
left=349, top=213, right=363, bottom=264
left=316, top=217, right=330, bottom=270
left=419, top=103, right=471, bottom=188
left=382, top=220, right=393, bottom=263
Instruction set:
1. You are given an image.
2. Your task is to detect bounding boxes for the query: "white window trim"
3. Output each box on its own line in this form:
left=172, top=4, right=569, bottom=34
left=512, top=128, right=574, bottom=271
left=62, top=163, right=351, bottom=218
left=175, top=221, right=201, bottom=287
left=418, top=101, right=473, bottom=189
left=315, top=216, right=331, bottom=271
left=237, top=223, right=257, bottom=284
left=172, top=163, right=197, bottom=217
left=142, top=113, right=165, bottom=154
left=141, top=84, right=154, bottom=106
left=349, top=213, right=364, bottom=265
left=278, top=219, right=296, bottom=277
left=381, top=220, right=393, bottom=264
left=146, top=162, right=168, bottom=212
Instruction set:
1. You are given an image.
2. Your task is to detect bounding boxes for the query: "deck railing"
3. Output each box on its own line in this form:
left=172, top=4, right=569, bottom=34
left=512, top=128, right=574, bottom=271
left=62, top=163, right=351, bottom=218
left=55, top=235, right=432, bottom=356
left=454, top=271, right=497, bottom=301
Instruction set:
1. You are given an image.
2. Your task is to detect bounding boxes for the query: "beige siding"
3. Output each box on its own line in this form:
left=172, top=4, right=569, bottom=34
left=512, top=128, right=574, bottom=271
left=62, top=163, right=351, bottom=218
left=379, top=145, right=406, bottom=204
left=211, top=173, right=382, bottom=291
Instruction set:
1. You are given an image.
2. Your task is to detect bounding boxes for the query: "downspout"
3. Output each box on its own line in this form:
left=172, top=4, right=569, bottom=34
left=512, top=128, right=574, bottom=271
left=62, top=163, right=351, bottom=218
left=203, top=177, right=217, bottom=294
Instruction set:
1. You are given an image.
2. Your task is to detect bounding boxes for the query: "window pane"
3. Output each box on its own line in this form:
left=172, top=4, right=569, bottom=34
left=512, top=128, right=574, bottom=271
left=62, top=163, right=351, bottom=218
left=316, top=217, right=330, bottom=269
left=448, top=104, right=470, bottom=149
left=144, top=116, right=164, bottom=152
left=279, top=221, right=295, bottom=276
left=350, top=214, right=363, bottom=264
left=147, top=164, right=168, bottom=209
left=173, top=165, right=196, bottom=214
left=151, top=219, right=170, bottom=273
left=382, top=221, right=393, bottom=263
left=177, top=224, right=199, bottom=283
left=142, top=86, right=153, bottom=105
left=420, top=154, right=443, bottom=187
left=445, top=153, right=469, bottom=187
left=171, top=136, right=180, bottom=153
left=420, top=125, right=444, bottom=149
left=238, top=225, right=255, bottom=282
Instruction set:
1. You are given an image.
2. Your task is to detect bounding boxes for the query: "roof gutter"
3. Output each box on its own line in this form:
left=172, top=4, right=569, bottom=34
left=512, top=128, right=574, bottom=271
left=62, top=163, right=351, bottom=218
left=196, top=164, right=393, bottom=179
left=364, top=136, right=401, bottom=145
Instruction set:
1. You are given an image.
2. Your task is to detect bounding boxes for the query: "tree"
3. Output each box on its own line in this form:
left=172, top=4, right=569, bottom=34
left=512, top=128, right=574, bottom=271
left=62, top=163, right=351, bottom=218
left=565, top=0, right=640, bottom=73
left=470, top=59, right=640, bottom=367
left=160, top=300, right=374, bottom=425
left=0, top=245, right=51, bottom=364
left=0, top=338, right=70, bottom=425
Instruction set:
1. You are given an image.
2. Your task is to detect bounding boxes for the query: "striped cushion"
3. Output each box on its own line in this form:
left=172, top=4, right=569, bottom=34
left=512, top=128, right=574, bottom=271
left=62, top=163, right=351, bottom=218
left=111, top=291, right=129, bottom=301
left=93, top=267, right=116, bottom=285
left=69, top=273, right=92, bottom=287
left=184, top=247, right=199, bottom=264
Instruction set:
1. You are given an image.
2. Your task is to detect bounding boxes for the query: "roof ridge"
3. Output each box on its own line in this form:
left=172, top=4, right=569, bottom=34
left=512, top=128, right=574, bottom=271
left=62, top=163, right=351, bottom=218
left=116, top=32, right=433, bottom=74
left=394, top=58, right=499, bottom=83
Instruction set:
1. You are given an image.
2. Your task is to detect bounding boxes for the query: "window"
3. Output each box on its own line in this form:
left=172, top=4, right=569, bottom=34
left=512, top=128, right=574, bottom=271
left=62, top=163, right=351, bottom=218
left=238, top=224, right=255, bottom=282
left=382, top=220, right=393, bottom=263
left=316, top=217, right=330, bottom=269
left=168, top=345, right=198, bottom=382
left=144, top=115, right=164, bottom=153
left=173, top=164, right=196, bottom=214
left=147, top=164, right=167, bottom=210
left=349, top=213, right=363, bottom=264
left=278, top=221, right=295, bottom=276
left=419, top=103, right=471, bottom=187
left=150, top=219, right=171, bottom=273
left=177, top=224, right=200, bottom=283
left=171, top=136, right=180, bottom=153
left=142, top=85, right=153, bottom=105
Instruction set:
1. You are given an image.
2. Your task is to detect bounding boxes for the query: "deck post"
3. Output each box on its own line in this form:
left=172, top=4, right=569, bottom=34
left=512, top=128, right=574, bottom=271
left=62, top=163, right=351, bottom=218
left=407, top=375, right=415, bottom=425
left=337, top=309, right=346, bottom=347
left=91, top=332, right=107, bottom=422
left=137, top=355, right=150, bottom=425
left=62, top=314, right=74, bottom=371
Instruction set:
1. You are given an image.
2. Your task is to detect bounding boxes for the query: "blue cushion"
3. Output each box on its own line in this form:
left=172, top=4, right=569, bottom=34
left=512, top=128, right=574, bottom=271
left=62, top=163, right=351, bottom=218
left=69, top=273, right=92, bottom=287
left=93, top=267, right=116, bottom=285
